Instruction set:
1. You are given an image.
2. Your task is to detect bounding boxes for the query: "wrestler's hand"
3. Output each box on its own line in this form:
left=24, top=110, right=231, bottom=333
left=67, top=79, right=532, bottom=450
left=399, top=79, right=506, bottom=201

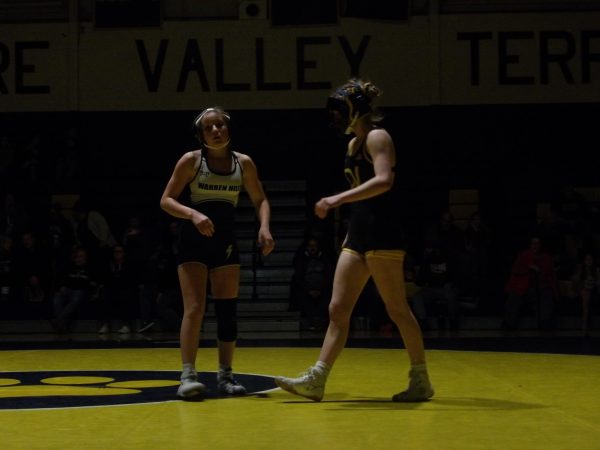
left=258, top=227, right=275, bottom=256
left=191, top=211, right=215, bottom=237
left=315, top=196, right=337, bottom=219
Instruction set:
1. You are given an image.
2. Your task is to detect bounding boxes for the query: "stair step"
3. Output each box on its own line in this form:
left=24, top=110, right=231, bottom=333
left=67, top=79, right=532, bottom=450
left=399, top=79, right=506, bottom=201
left=237, top=226, right=306, bottom=238
left=239, top=283, right=290, bottom=294
left=240, top=251, right=295, bottom=266
left=203, top=319, right=300, bottom=332
left=237, top=303, right=291, bottom=312
left=238, top=237, right=303, bottom=252
left=240, top=268, right=294, bottom=282
left=239, top=296, right=290, bottom=304
left=205, top=306, right=297, bottom=318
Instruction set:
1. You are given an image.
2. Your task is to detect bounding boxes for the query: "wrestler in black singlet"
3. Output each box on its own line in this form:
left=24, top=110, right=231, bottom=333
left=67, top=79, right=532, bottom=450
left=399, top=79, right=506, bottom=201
left=342, top=133, right=405, bottom=255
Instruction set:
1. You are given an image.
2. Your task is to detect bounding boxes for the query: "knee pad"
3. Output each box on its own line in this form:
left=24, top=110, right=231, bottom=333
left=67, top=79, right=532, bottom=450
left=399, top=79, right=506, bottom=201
left=214, top=298, right=238, bottom=342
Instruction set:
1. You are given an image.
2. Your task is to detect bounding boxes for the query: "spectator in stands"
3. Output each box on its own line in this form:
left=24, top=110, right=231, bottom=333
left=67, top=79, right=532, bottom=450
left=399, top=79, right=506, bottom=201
left=53, top=126, right=83, bottom=192
left=137, top=220, right=183, bottom=334
left=584, top=203, right=600, bottom=255
left=290, top=236, right=334, bottom=331
left=427, top=208, right=465, bottom=270
left=120, top=213, right=152, bottom=325
left=121, top=213, right=151, bottom=278
left=45, top=203, right=76, bottom=292
left=404, top=256, right=421, bottom=305
left=18, top=134, right=43, bottom=199
left=410, top=242, right=460, bottom=330
left=13, top=231, right=50, bottom=316
left=458, top=210, right=491, bottom=308
left=0, top=192, right=29, bottom=239
left=71, top=198, right=117, bottom=272
left=0, top=235, right=15, bottom=305
left=97, top=245, right=138, bottom=334
left=0, top=135, right=17, bottom=190
left=369, top=255, right=421, bottom=335
left=153, top=221, right=184, bottom=331
left=535, top=203, right=572, bottom=260
left=160, top=107, right=274, bottom=399
left=570, top=250, right=600, bottom=336
left=503, top=236, right=559, bottom=330
left=52, top=246, right=99, bottom=333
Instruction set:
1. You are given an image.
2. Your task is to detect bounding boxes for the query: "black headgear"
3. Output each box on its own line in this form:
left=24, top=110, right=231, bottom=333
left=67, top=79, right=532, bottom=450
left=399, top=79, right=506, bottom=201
left=326, top=81, right=372, bottom=134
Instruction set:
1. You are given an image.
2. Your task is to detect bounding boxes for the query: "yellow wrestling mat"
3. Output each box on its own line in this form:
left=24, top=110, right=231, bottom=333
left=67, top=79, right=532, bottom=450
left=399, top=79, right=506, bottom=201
left=1, top=347, right=599, bottom=449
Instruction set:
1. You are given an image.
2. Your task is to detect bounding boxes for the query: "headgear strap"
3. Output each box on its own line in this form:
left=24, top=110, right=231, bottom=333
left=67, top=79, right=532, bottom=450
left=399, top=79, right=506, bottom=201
left=327, top=82, right=372, bottom=134
left=194, top=108, right=231, bottom=129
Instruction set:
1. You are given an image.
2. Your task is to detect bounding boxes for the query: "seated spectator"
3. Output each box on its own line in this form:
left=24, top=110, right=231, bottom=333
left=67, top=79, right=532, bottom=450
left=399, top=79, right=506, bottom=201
left=458, top=210, right=491, bottom=306
left=410, top=245, right=460, bottom=331
left=535, top=203, right=571, bottom=261
left=0, top=192, right=29, bottom=238
left=427, top=208, right=465, bottom=269
left=52, top=246, right=99, bottom=333
left=154, top=244, right=183, bottom=332
left=0, top=235, right=15, bottom=306
left=45, top=203, right=76, bottom=292
left=374, top=253, right=421, bottom=335
left=290, top=236, right=334, bottom=331
left=0, top=135, right=17, bottom=189
left=138, top=220, right=182, bottom=332
left=503, top=236, right=559, bottom=330
left=351, top=278, right=382, bottom=332
left=121, top=213, right=151, bottom=284
left=13, top=231, right=50, bottom=317
left=53, top=126, right=83, bottom=192
left=71, top=198, right=116, bottom=273
left=97, top=245, right=138, bottom=334
left=570, top=251, right=600, bottom=336
left=404, top=255, right=421, bottom=306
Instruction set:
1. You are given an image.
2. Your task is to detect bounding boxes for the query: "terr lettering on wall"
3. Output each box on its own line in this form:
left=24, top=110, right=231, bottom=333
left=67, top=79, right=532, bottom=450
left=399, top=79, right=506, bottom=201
left=458, top=30, right=600, bottom=85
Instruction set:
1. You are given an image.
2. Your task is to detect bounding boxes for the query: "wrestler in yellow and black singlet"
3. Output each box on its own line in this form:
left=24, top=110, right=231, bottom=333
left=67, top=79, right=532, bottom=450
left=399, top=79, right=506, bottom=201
left=342, top=135, right=405, bottom=256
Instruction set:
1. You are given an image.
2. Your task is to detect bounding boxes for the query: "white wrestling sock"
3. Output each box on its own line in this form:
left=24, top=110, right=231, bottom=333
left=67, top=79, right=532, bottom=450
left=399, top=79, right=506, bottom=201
left=182, top=363, right=196, bottom=378
left=314, top=361, right=332, bottom=377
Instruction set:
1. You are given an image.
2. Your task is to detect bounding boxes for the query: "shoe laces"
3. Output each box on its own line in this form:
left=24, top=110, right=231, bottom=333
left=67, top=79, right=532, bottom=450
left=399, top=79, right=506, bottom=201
left=219, top=375, right=238, bottom=385
left=408, top=370, right=429, bottom=389
left=297, top=367, right=321, bottom=383
left=218, top=370, right=243, bottom=386
left=181, top=370, right=198, bottom=382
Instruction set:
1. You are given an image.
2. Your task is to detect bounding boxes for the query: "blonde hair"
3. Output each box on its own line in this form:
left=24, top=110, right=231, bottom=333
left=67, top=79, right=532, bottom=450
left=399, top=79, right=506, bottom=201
left=340, top=78, right=384, bottom=124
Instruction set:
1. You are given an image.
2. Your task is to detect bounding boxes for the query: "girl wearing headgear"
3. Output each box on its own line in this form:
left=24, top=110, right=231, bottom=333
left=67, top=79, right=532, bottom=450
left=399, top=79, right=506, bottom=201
left=160, top=107, right=275, bottom=398
left=276, top=78, right=434, bottom=402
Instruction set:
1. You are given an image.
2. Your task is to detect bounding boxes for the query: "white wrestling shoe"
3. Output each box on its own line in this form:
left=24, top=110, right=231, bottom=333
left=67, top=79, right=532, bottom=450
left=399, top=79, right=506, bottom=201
left=274, top=366, right=327, bottom=402
left=217, top=369, right=247, bottom=395
left=392, top=368, right=434, bottom=402
left=177, top=372, right=205, bottom=399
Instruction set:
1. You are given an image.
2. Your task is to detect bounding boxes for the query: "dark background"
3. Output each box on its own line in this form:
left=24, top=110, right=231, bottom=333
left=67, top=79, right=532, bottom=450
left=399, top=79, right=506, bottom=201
left=2, top=101, right=597, bottom=266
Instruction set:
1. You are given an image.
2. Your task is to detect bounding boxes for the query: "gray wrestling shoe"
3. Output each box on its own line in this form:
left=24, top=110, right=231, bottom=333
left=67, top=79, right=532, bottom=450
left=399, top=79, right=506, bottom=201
left=177, top=372, right=205, bottom=399
left=392, top=368, right=434, bottom=402
left=274, top=366, right=327, bottom=402
left=217, top=369, right=247, bottom=395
